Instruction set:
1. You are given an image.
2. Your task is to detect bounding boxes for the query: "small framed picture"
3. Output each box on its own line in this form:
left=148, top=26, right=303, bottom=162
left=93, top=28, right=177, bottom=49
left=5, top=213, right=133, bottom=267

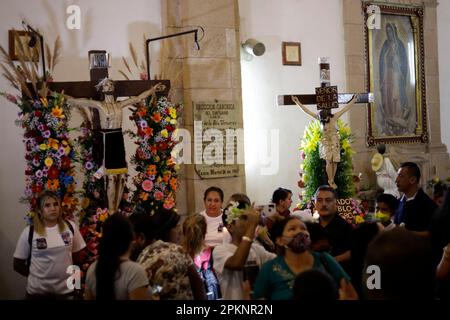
left=282, top=41, right=301, bottom=66
left=8, top=30, right=39, bottom=61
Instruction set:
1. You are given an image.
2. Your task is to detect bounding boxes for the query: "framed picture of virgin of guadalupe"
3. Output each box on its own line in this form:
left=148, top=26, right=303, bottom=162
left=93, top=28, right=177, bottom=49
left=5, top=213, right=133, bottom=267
left=363, top=3, right=428, bottom=146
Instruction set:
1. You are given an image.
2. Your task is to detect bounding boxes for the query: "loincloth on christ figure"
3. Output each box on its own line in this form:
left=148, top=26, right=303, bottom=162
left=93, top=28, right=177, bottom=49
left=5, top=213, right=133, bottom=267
left=92, top=128, right=128, bottom=175
left=319, top=132, right=340, bottom=162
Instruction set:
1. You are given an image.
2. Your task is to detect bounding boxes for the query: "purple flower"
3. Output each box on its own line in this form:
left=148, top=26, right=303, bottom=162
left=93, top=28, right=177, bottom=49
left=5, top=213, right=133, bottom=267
left=43, top=130, right=51, bottom=138
left=58, top=147, right=66, bottom=156
left=24, top=186, right=32, bottom=197
left=32, top=159, right=40, bottom=167
left=35, top=170, right=43, bottom=178
left=85, top=161, right=94, bottom=170
left=139, top=120, right=148, bottom=129
left=38, top=124, right=45, bottom=131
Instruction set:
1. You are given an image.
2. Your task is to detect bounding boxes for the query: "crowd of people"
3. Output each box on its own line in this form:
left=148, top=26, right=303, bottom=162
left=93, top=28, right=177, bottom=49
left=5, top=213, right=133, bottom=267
left=12, top=161, right=450, bottom=300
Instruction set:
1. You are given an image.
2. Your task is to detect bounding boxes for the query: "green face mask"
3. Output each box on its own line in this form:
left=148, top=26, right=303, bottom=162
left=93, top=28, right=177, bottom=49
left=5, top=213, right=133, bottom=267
left=374, top=210, right=391, bottom=223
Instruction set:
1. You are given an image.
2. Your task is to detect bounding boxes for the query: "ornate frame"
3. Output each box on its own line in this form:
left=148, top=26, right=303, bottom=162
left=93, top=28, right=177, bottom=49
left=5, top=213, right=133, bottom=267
left=282, top=41, right=301, bottom=66
left=364, top=3, right=428, bottom=146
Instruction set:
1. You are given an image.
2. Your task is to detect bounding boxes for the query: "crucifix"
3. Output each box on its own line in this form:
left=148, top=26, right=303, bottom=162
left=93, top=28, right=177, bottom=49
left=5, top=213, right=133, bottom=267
left=29, top=50, right=170, bottom=212
left=277, top=57, right=373, bottom=189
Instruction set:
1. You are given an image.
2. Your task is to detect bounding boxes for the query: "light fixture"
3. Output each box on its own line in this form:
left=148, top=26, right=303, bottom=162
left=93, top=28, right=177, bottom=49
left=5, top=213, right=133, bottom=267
left=240, top=39, right=265, bottom=62
left=242, top=39, right=265, bottom=56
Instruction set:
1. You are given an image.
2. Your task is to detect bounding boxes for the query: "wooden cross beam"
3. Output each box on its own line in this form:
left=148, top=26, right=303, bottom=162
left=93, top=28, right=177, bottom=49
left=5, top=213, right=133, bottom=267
left=277, top=57, right=373, bottom=107
left=277, top=91, right=373, bottom=106
left=24, top=50, right=171, bottom=212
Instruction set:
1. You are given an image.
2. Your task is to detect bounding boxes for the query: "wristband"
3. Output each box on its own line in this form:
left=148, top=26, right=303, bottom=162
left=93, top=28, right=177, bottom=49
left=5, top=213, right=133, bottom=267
left=242, top=236, right=253, bottom=243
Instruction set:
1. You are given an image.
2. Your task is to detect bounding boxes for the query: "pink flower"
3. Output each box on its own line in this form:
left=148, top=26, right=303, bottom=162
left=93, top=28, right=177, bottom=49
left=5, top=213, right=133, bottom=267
left=142, top=179, right=154, bottom=192
left=154, top=190, right=164, bottom=201
left=163, top=197, right=175, bottom=209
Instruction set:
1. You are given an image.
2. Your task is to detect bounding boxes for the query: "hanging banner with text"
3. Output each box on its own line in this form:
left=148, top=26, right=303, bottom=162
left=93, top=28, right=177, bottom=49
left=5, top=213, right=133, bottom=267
left=193, top=100, right=244, bottom=179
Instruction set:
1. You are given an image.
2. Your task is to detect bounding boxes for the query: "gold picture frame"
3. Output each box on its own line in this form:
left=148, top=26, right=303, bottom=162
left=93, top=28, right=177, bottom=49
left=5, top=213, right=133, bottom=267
left=8, top=30, right=39, bottom=61
left=282, top=41, right=301, bottom=66
left=364, top=3, right=428, bottom=146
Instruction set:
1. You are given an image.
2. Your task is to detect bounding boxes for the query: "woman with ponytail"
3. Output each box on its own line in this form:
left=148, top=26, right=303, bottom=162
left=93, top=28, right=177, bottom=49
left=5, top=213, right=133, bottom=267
left=183, top=214, right=221, bottom=300
left=84, top=213, right=150, bottom=300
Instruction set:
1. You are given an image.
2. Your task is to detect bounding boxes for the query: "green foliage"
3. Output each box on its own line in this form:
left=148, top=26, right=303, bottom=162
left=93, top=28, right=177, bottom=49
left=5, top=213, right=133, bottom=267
left=299, top=119, right=356, bottom=206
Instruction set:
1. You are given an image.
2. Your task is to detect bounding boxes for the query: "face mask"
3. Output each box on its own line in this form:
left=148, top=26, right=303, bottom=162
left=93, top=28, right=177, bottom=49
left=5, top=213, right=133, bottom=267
left=375, top=210, right=391, bottom=223
left=285, top=232, right=311, bottom=254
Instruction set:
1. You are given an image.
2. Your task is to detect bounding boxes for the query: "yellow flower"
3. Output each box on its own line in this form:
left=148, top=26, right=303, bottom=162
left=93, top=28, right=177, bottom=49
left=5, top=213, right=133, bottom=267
left=355, top=215, right=364, bottom=224
left=81, top=198, right=90, bottom=209
left=48, top=138, right=59, bottom=150
left=51, top=106, right=65, bottom=119
left=39, top=144, right=47, bottom=151
left=98, top=213, right=108, bottom=223
left=65, top=146, right=71, bottom=155
left=170, top=119, right=177, bottom=125
left=44, top=157, right=53, bottom=167
left=168, top=107, right=177, bottom=119
left=161, top=129, right=168, bottom=138
left=40, top=97, right=48, bottom=107
left=165, top=117, right=171, bottom=122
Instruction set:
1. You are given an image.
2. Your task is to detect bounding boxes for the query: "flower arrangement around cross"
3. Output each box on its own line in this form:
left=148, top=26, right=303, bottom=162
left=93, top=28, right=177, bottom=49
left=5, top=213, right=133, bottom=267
left=0, top=91, right=78, bottom=222
left=127, top=95, right=180, bottom=215
left=296, top=119, right=367, bottom=226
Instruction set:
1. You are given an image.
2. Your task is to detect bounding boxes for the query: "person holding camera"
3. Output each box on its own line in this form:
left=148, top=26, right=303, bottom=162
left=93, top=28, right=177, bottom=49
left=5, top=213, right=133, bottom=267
left=213, top=202, right=275, bottom=299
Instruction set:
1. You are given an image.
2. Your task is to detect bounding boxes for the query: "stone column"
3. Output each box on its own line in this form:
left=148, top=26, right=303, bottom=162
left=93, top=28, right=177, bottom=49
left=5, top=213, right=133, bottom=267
left=342, top=0, right=449, bottom=193
left=161, top=0, right=245, bottom=214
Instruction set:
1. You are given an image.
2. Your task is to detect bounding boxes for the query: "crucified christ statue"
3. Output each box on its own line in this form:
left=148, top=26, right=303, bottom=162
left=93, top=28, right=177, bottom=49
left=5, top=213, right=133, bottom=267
left=292, top=95, right=356, bottom=189
left=65, top=78, right=165, bottom=212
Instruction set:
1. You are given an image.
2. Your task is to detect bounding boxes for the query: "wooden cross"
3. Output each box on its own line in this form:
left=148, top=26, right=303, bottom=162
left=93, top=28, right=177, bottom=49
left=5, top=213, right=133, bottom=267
left=26, top=50, right=170, bottom=210
left=277, top=58, right=373, bottom=107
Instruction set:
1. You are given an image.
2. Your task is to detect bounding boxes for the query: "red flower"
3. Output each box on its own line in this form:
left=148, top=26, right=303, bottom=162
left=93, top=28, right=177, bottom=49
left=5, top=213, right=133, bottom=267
left=61, top=156, right=71, bottom=170
left=48, top=166, right=60, bottom=179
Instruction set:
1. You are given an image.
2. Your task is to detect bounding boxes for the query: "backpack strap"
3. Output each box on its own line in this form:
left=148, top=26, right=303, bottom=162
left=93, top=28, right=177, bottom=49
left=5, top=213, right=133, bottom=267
left=26, top=220, right=74, bottom=267
left=27, top=224, right=34, bottom=267
left=65, top=220, right=74, bottom=234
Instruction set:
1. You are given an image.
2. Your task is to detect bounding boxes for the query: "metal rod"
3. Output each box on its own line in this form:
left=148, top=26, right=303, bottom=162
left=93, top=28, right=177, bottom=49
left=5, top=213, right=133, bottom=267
left=146, top=28, right=202, bottom=80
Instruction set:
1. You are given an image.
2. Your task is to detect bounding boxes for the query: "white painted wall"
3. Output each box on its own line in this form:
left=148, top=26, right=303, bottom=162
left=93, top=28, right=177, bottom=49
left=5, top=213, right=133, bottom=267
left=240, top=0, right=450, bottom=207
left=0, top=0, right=161, bottom=299
left=438, top=1, right=450, bottom=150
left=239, top=0, right=347, bottom=206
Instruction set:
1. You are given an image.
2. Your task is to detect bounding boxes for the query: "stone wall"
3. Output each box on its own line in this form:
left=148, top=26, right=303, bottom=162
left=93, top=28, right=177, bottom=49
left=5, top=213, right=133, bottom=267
left=161, top=0, right=245, bottom=214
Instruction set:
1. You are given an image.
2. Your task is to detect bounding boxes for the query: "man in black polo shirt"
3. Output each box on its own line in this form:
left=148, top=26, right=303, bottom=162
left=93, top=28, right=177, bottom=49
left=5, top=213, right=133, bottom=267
left=314, top=185, right=353, bottom=265
left=394, top=161, right=437, bottom=237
